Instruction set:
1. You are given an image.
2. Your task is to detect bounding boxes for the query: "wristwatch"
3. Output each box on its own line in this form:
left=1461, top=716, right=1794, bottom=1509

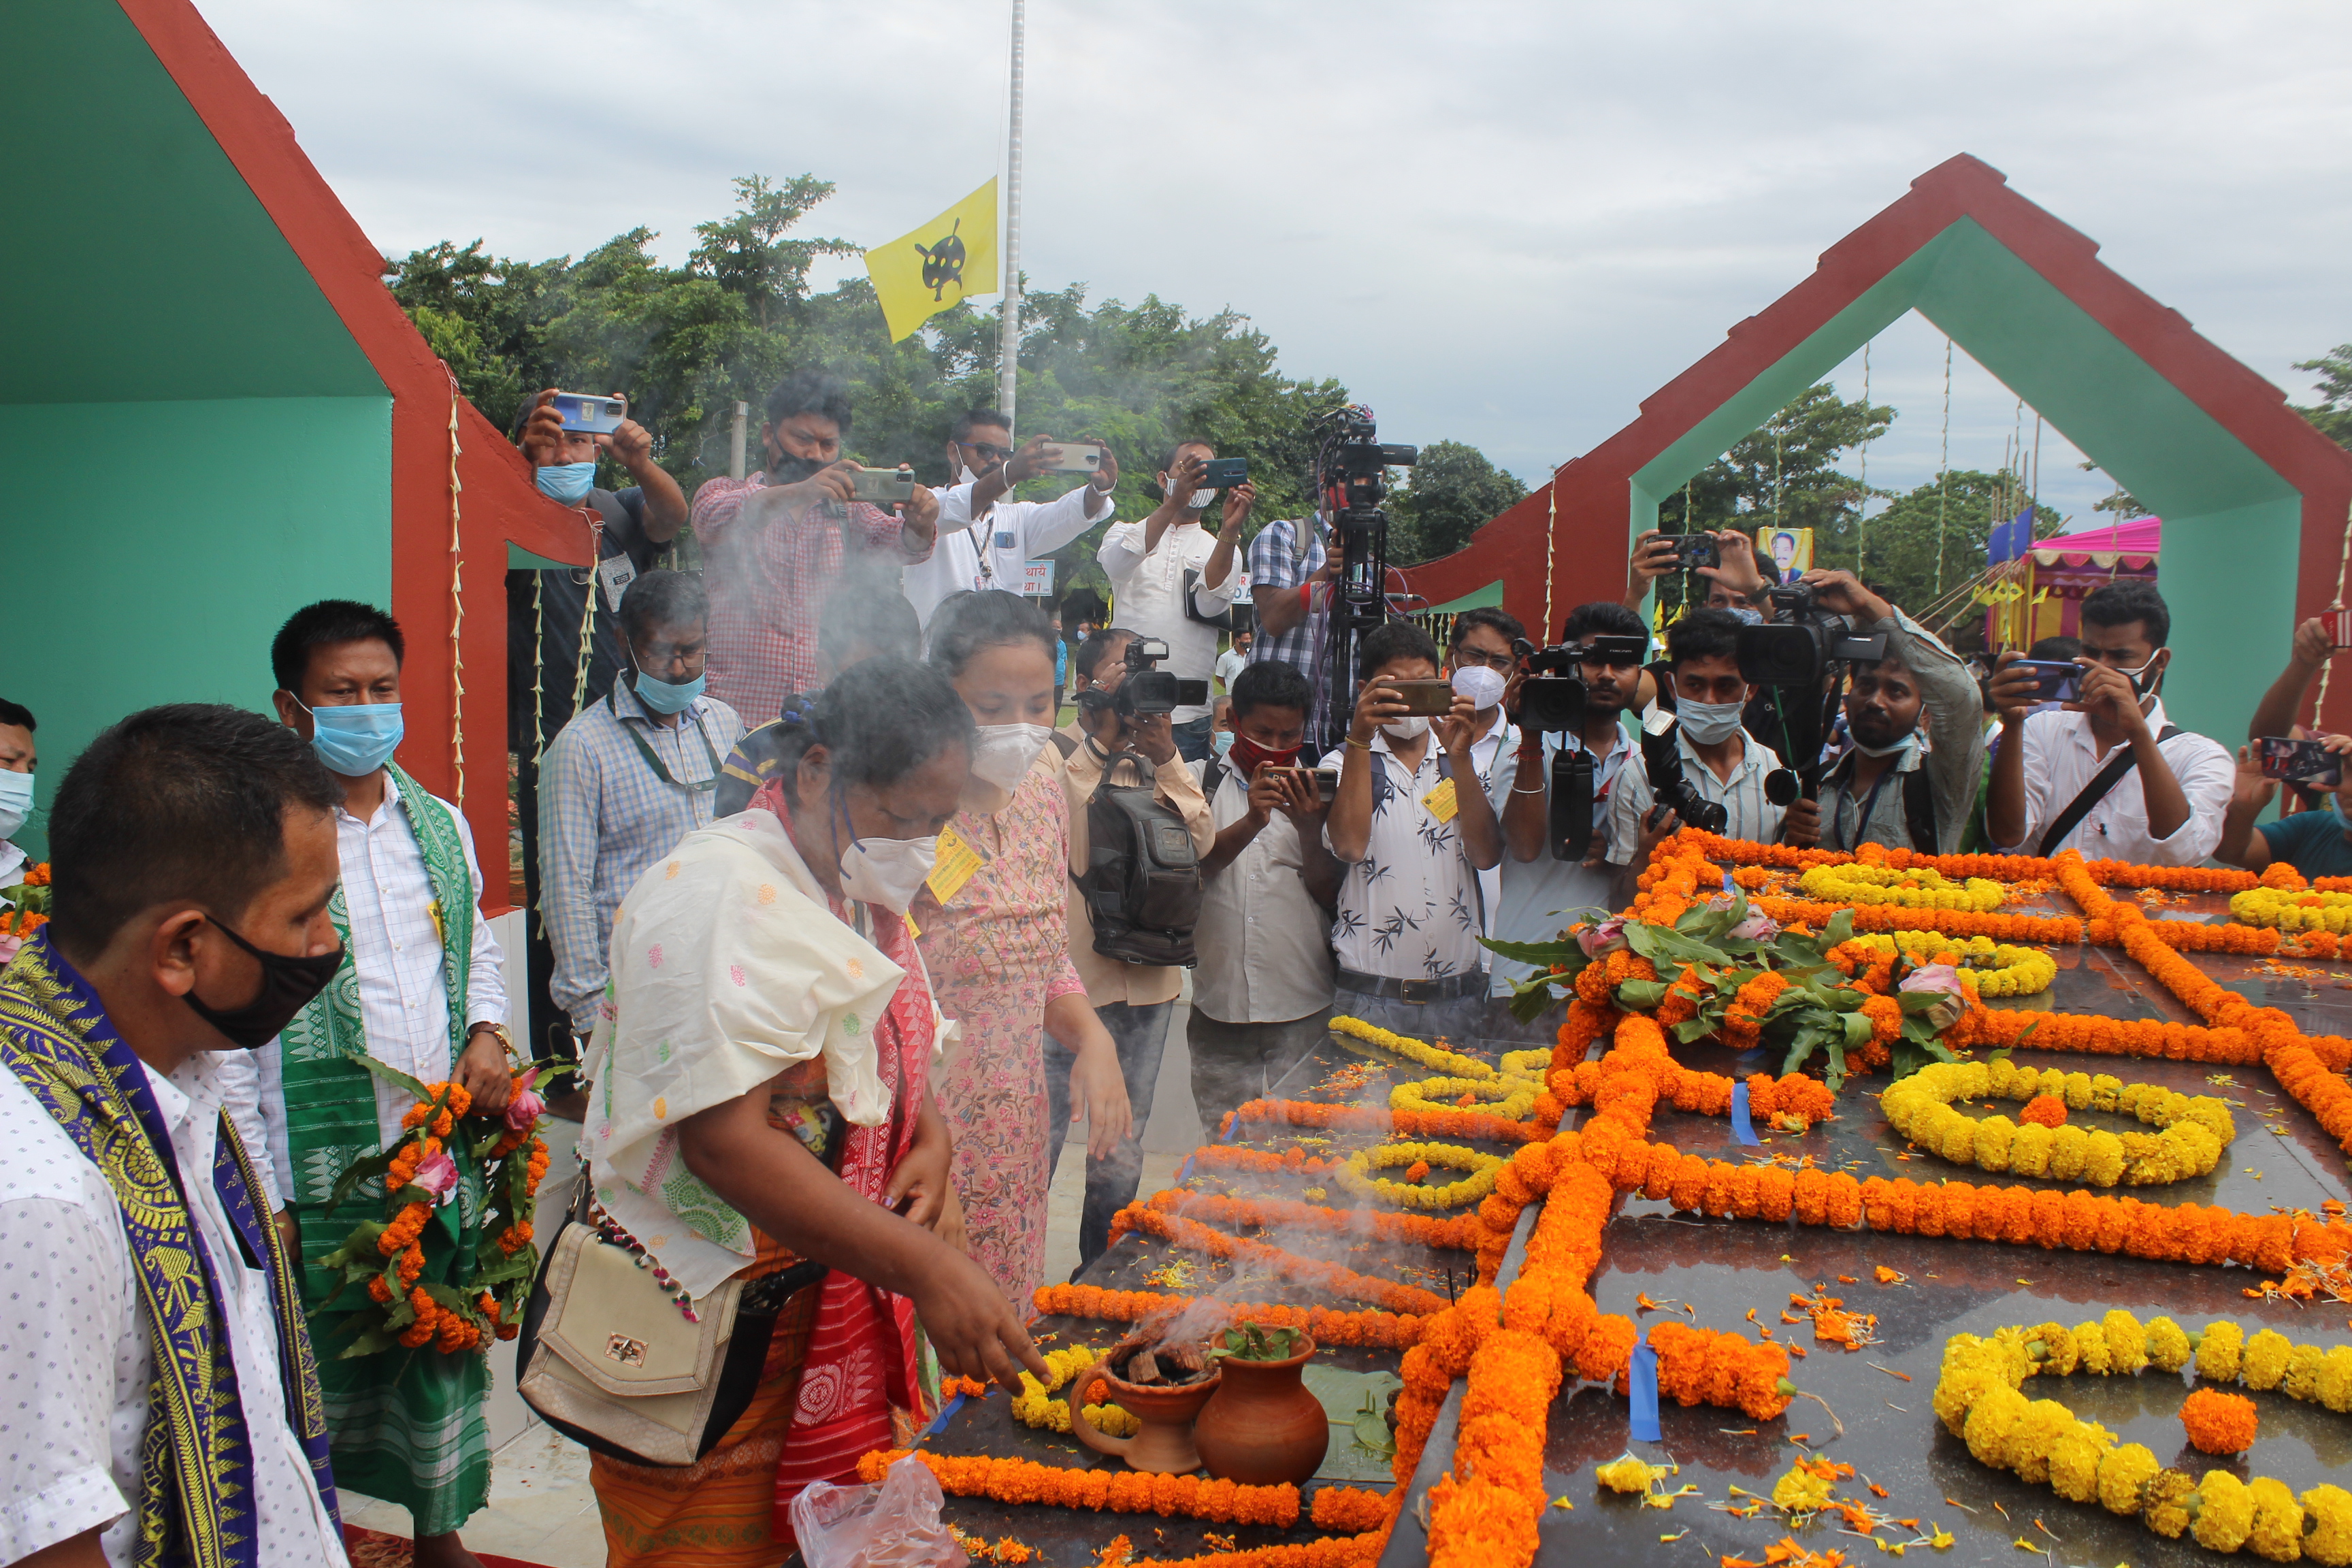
left=469, top=1020, right=523, bottom=1067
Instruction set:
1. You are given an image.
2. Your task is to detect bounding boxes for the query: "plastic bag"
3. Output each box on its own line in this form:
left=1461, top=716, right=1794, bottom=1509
left=789, top=1453, right=967, bottom=1568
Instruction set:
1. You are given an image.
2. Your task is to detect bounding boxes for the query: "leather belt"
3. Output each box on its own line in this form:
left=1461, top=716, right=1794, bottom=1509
left=1333, top=966, right=1484, bottom=1003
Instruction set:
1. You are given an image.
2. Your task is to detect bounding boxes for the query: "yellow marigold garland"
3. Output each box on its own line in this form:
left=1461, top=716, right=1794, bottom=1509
left=1935, top=1313, right=2352, bottom=1561
left=1008, top=1345, right=1141, bottom=1438
left=1388, top=1075, right=1539, bottom=1122
left=1846, top=930, right=2057, bottom=997
left=1882, top=1059, right=2232, bottom=1186
left=1329, top=1015, right=1497, bottom=1079
left=1333, top=1141, right=1505, bottom=1211
left=2231, top=886, right=2352, bottom=934
left=1797, top=862, right=2005, bottom=912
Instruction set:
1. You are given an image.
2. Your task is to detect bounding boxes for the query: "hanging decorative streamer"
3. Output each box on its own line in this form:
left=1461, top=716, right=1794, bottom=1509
left=1544, top=479, right=1557, bottom=648
left=443, top=365, right=466, bottom=808
left=1933, top=336, right=1953, bottom=595
left=1857, top=342, right=1871, bottom=574
left=2318, top=497, right=2352, bottom=721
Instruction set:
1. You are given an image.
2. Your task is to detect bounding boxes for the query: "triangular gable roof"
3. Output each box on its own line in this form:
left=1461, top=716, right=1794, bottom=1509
left=1402, top=154, right=2352, bottom=739
left=109, top=0, right=595, bottom=864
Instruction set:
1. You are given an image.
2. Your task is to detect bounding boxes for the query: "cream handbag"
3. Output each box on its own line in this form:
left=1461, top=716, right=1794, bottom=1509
left=516, top=1177, right=819, bottom=1466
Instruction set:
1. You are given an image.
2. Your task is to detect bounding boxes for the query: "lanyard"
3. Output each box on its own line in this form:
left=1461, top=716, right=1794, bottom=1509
left=609, top=693, right=720, bottom=792
left=1836, top=758, right=1900, bottom=849
left=970, top=517, right=997, bottom=587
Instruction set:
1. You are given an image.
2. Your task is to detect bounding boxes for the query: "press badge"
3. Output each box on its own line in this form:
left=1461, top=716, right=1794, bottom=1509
left=1420, top=779, right=1460, bottom=824
left=597, top=553, right=637, bottom=613
left=925, top=826, right=986, bottom=904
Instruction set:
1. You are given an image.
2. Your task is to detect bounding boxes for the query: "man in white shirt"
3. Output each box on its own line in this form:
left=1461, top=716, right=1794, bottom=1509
left=1190, top=659, right=1340, bottom=1130
left=0, top=703, right=348, bottom=1567
left=258, top=600, right=512, bottom=1568
left=1443, top=608, right=1525, bottom=936
left=1215, top=630, right=1253, bottom=693
left=1984, top=581, right=2234, bottom=863
left=1322, top=621, right=1503, bottom=1044
left=1490, top=602, right=1648, bottom=1006
left=1098, top=442, right=1252, bottom=761
left=1610, top=608, right=1821, bottom=898
left=906, top=412, right=1121, bottom=625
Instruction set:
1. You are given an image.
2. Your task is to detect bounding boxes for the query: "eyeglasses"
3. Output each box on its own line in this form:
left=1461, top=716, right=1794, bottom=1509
left=1451, top=647, right=1516, bottom=672
left=958, top=442, right=1011, bottom=462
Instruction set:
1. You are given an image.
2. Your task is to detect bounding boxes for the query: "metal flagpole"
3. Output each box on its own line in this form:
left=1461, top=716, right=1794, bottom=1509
left=997, top=0, right=1025, bottom=429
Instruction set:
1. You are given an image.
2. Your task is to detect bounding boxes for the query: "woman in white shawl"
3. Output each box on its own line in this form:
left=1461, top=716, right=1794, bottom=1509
left=585, top=658, right=1048, bottom=1566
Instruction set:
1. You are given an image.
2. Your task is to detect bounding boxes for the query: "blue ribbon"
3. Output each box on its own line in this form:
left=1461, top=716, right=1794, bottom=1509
left=1731, top=1080, right=1761, bottom=1145
left=1629, top=1342, right=1662, bottom=1441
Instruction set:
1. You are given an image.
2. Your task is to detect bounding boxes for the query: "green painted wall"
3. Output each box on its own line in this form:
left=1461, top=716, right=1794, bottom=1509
left=1621, top=217, right=2300, bottom=743
left=1, top=400, right=393, bottom=853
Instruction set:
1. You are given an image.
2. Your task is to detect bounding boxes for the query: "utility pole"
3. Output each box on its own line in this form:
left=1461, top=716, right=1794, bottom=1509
left=996, top=0, right=1025, bottom=429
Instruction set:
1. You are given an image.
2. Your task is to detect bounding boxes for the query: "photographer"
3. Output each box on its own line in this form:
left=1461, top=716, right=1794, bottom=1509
left=1249, top=506, right=1337, bottom=737
left=1624, top=527, right=1772, bottom=618
left=690, top=370, right=941, bottom=721
left=1320, top=621, right=1501, bottom=1041
left=1983, top=581, right=2232, bottom=862
left=2219, top=734, right=2352, bottom=876
left=1488, top=602, right=1648, bottom=999
left=1100, top=442, right=1253, bottom=760
left=1047, top=627, right=1214, bottom=1271
left=1799, top=570, right=1984, bottom=854
left=1190, top=659, right=1341, bottom=1129
left=2244, top=609, right=2352, bottom=815
left=1609, top=608, right=1820, bottom=896
left=905, top=412, right=1120, bottom=626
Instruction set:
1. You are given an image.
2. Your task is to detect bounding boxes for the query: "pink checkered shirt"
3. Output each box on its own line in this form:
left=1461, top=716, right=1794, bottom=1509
left=690, top=472, right=934, bottom=722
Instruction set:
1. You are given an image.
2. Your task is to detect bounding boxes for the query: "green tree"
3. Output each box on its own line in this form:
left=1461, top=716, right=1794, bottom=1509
left=1388, top=440, right=1527, bottom=564
left=2293, top=342, right=2352, bottom=449
left=1842, top=468, right=2062, bottom=633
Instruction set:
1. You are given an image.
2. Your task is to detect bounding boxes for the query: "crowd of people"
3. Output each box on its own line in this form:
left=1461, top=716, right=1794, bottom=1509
left=5, top=365, right=2352, bottom=1568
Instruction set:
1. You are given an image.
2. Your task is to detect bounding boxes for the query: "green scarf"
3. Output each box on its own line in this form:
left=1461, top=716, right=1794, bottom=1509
left=0, top=932, right=337, bottom=1568
left=280, top=764, right=492, bottom=1536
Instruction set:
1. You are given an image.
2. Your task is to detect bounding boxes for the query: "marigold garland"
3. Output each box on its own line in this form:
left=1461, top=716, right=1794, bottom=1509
left=1389, top=1075, right=1537, bottom=1124
left=1141, top=1188, right=1477, bottom=1252
left=1030, top=1284, right=1427, bottom=1350
left=1007, top=1344, right=1140, bottom=1438
left=1797, top=862, right=2006, bottom=912
left=2232, top=886, right=2352, bottom=933
left=1328, top=1015, right=1495, bottom=1079
left=1331, top=1142, right=1505, bottom=1213
left=857, top=1448, right=1304, bottom=1528
left=1845, top=930, right=2057, bottom=996
left=1881, top=1060, right=2233, bottom=1186
left=1106, top=1204, right=1448, bottom=1316
left=1220, top=1096, right=1544, bottom=1146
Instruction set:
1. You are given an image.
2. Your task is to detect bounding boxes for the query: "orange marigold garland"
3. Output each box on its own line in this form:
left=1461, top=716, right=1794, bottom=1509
left=316, top=1067, right=555, bottom=1356
left=1031, top=1284, right=1427, bottom=1351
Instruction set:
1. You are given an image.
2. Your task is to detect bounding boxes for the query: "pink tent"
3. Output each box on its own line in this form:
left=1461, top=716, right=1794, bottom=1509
left=1991, top=515, right=2163, bottom=647
left=2029, top=515, right=2162, bottom=565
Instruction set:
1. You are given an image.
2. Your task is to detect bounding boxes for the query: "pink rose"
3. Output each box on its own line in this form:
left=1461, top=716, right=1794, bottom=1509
left=1729, top=911, right=1780, bottom=943
left=1899, top=964, right=1967, bottom=1032
left=504, top=1066, right=546, bottom=1134
left=1576, top=917, right=1629, bottom=958
left=412, top=1149, right=459, bottom=1199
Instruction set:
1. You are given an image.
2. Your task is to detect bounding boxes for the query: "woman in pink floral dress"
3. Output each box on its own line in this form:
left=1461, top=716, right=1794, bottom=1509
left=913, top=591, right=1131, bottom=1305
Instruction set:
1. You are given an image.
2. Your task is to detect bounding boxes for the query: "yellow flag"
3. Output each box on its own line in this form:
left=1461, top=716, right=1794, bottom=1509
left=864, top=180, right=999, bottom=342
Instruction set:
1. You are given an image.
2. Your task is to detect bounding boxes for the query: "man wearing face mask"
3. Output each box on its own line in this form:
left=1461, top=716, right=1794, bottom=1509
left=1443, top=608, right=1526, bottom=938
left=540, top=571, right=745, bottom=1062
left=1983, top=581, right=2233, bottom=863
left=1047, top=627, right=1215, bottom=1271
left=1799, top=570, right=1984, bottom=855
left=256, top=600, right=513, bottom=1568
left=0, top=704, right=349, bottom=1567
left=1098, top=442, right=1252, bottom=762
left=691, top=370, right=941, bottom=721
left=0, top=697, right=36, bottom=896
left=903, top=411, right=1120, bottom=627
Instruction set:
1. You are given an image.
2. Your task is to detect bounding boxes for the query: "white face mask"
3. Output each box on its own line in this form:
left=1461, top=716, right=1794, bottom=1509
left=1382, top=715, right=1430, bottom=742
left=1186, top=488, right=1219, bottom=512
left=1677, top=698, right=1745, bottom=745
left=969, top=721, right=1055, bottom=789
left=0, top=770, right=31, bottom=840
left=1451, top=665, right=1505, bottom=711
left=1851, top=732, right=1918, bottom=760
left=838, top=833, right=938, bottom=915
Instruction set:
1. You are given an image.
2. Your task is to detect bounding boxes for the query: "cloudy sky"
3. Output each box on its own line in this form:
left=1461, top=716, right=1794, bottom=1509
left=203, top=0, right=2352, bottom=530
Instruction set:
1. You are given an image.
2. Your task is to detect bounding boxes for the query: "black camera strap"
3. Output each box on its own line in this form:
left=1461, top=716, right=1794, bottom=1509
left=2034, top=726, right=2180, bottom=858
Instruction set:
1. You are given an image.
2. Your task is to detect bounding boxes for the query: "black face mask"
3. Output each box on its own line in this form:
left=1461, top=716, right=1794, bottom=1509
left=183, top=915, right=346, bottom=1049
left=767, top=453, right=828, bottom=485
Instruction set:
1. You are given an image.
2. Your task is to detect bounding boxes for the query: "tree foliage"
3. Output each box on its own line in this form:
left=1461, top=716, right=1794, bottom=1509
left=2293, top=342, right=2352, bottom=449
left=1840, top=470, right=2062, bottom=633
left=387, top=173, right=1524, bottom=596
left=1388, top=440, right=1527, bottom=565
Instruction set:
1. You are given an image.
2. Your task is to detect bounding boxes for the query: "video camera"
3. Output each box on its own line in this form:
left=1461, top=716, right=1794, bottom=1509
left=1510, top=633, right=1648, bottom=734
left=1114, top=637, right=1207, bottom=719
left=1735, top=582, right=1891, bottom=808
left=1313, top=405, right=1418, bottom=749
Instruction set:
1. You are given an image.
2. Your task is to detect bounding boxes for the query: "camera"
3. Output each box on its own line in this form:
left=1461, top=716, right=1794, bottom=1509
left=1116, top=637, right=1209, bottom=718
left=1735, top=583, right=1887, bottom=689
left=1549, top=748, right=1595, bottom=862
left=1509, top=633, right=1647, bottom=733
left=1638, top=721, right=1729, bottom=835
left=1312, top=406, right=1419, bottom=748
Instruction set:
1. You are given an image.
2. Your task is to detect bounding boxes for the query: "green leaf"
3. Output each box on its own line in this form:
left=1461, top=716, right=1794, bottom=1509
left=352, top=1054, right=441, bottom=1106
left=1671, top=1017, right=1715, bottom=1045
left=1823, top=1038, right=1850, bottom=1097
left=1507, top=978, right=1561, bottom=1025
left=1838, top=1011, right=1876, bottom=1049
left=338, top=1328, right=402, bottom=1359
left=1824, top=909, right=1855, bottom=947
left=327, top=1150, right=397, bottom=1210
left=1614, top=979, right=1669, bottom=1010
left=1481, top=936, right=1586, bottom=968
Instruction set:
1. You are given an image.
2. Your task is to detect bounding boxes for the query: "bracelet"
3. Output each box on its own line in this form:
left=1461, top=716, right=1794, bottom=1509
left=1345, top=736, right=1373, bottom=752
left=1510, top=783, right=1547, bottom=795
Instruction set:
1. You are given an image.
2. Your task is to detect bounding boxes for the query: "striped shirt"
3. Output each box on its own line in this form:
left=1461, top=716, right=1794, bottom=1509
left=1245, top=518, right=1330, bottom=733
left=1606, top=725, right=1787, bottom=860
left=538, top=678, right=745, bottom=1024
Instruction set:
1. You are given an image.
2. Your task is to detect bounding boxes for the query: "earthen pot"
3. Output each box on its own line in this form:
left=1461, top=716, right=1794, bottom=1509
left=1192, top=1338, right=1328, bottom=1485
left=1066, top=1360, right=1222, bottom=1473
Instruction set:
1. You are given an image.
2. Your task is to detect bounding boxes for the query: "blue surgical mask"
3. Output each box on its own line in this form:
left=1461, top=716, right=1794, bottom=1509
left=2332, top=794, right=2351, bottom=831
left=1728, top=606, right=1765, bottom=626
left=1211, top=729, right=1235, bottom=759
left=0, top=770, right=32, bottom=840
left=536, top=461, right=597, bottom=504
left=634, top=669, right=706, bottom=715
left=303, top=702, right=403, bottom=777
left=1677, top=698, right=1746, bottom=746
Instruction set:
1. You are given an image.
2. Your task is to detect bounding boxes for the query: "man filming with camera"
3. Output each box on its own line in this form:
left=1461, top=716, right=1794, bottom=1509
left=1049, top=627, right=1214, bottom=1271
left=1609, top=607, right=1821, bottom=897
left=1098, top=443, right=1252, bottom=762
left=1796, top=570, right=1984, bottom=853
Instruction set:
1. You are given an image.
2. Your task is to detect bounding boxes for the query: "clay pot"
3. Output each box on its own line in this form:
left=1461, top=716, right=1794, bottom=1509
left=1192, top=1338, right=1329, bottom=1486
left=1066, top=1360, right=1222, bottom=1474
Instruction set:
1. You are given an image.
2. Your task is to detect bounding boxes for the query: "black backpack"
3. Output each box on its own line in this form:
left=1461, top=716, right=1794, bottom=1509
left=1077, top=751, right=1204, bottom=966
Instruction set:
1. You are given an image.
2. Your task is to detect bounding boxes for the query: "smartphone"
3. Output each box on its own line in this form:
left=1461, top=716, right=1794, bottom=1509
left=2258, top=736, right=2343, bottom=786
left=551, top=392, right=627, bottom=435
left=1268, top=766, right=1341, bottom=803
left=846, top=466, right=917, bottom=504
left=1202, top=457, right=1249, bottom=489
left=1665, top=533, right=1719, bottom=570
left=2330, top=608, right=2352, bottom=649
left=1388, top=679, right=1456, bottom=717
left=1041, top=441, right=1104, bottom=474
left=2011, top=659, right=2082, bottom=702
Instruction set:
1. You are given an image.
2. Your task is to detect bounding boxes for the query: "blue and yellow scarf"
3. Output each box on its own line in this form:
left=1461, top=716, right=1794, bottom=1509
left=0, top=930, right=337, bottom=1568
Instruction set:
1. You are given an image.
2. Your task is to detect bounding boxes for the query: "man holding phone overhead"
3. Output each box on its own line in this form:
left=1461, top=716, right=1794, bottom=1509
left=1983, top=580, right=2232, bottom=863
left=2218, top=732, right=2352, bottom=877
left=1097, top=441, right=1252, bottom=761
left=689, top=370, right=940, bottom=721
left=904, top=410, right=1121, bottom=626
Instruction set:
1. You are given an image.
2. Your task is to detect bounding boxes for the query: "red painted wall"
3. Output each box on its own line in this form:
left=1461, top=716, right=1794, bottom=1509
left=117, top=0, right=593, bottom=902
